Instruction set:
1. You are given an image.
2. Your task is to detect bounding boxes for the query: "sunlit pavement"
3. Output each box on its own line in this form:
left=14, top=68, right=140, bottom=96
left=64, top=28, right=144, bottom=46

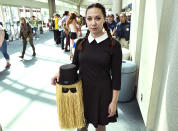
left=0, top=31, right=146, bottom=131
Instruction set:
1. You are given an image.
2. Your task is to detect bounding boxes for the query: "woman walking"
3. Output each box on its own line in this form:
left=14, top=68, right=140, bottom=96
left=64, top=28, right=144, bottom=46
left=19, top=17, right=36, bottom=59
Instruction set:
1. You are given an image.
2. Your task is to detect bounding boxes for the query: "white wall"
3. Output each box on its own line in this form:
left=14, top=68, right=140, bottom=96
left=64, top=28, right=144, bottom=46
left=131, top=0, right=178, bottom=130
left=153, top=0, right=178, bottom=130
left=135, top=0, right=164, bottom=129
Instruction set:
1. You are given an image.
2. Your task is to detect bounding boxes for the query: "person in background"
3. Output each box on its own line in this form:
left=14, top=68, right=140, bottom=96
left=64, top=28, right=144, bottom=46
left=114, top=12, right=130, bottom=49
left=58, top=14, right=64, bottom=49
left=19, top=17, right=36, bottom=59
left=115, top=13, right=119, bottom=22
left=51, top=13, right=56, bottom=34
left=52, top=3, right=122, bottom=131
left=77, top=15, right=83, bottom=37
left=106, top=14, right=117, bottom=36
left=116, top=15, right=120, bottom=24
left=127, top=15, right=131, bottom=22
left=74, top=11, right=83, bottom=37
left=53, top=14, right=61, bottom=45
left=31, top=16, right=39, bottom=39
left=0, top=123, right=2, bottom=131
left=61, top=11, right=70, bottom=51
left=0, top=22, right=11, bottom=68
left=66, top=12, right=78, bottom=59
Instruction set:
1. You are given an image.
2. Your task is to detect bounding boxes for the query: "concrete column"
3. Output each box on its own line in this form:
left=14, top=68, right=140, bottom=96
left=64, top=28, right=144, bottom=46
left=9, top=7, right=14, bottom=24
left=48, top=0, right=56, bottom=19
left=17, top=7, right=20, bottom=19
left=77, top=5, right=80, bottom=15
left=152, top=0, right=178, bottom=130
left=23, top=7, right=26, bottom=17
left=112, top=0, right=122, bottom=15
left=0, top=4, right=6, bottom=27
left=135, top=0, right=178, bottom=130
left=30, top=7, right=33, bottom=16
left=40, top=8, right=43, bottom=21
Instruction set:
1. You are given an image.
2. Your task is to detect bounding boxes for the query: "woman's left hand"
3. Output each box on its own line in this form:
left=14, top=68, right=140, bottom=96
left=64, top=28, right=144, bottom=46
left=108, top=102, right=117, bottom=117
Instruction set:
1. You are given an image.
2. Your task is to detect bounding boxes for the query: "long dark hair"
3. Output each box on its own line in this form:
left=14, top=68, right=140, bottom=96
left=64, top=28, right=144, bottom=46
left=66, top=13, right=77, bottom=27
left=78, top=3, right=115, bottom=50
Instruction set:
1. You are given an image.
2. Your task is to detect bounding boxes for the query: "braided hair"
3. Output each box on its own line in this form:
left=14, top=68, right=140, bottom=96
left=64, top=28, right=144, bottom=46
left=103, top=21, right=115, bottom=48
left=78, top=3, right=115, bottom=50
left=66, top=13, right=77, bottom=28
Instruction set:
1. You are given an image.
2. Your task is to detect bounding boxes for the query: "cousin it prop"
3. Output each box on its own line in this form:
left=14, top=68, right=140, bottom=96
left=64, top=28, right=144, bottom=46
left=56, top=64, right=85, bottom=129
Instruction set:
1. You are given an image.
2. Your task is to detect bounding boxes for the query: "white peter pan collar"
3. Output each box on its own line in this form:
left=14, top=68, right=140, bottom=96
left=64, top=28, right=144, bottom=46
left=88, top=32, right=108, bottom=44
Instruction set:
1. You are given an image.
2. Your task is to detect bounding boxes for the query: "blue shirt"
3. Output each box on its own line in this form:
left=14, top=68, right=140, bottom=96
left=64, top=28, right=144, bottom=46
left=106, top=20, right=117, bottom=31
left=115, top=21, right=130, bottom=41
left=62, top=16, right=69, bottom=24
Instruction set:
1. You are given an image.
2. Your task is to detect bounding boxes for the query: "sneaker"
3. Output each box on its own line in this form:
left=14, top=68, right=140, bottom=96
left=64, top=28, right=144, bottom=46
left=5, top=63, right=11, bottom=69
left=19, top=56, right=24, bottom=59
left=32, top=52, right=36, bottom=56
left=65, top=49, right=70, bottom=52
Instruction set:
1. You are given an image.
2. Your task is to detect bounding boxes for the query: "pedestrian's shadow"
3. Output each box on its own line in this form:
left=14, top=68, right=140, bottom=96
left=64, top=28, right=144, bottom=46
left=21, top=57, right=37, bottom=68
left=0, top=69, right=10, bottom=81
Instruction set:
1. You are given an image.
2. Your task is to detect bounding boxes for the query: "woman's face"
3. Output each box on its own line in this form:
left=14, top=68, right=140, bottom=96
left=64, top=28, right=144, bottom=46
left=86, top=7, right=105, bottom=37
left=21, top=19, right=25, bottom=24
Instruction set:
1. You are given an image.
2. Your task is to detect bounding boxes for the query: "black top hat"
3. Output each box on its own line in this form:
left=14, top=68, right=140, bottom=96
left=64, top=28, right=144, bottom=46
left=57, top=64, right=79, bottom=85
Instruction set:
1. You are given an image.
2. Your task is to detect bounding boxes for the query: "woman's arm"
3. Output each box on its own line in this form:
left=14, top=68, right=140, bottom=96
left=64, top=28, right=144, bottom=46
left=108, top=41, right=122, bottom=117
left=108, top=90, right=120, bottom=117
left=0, top=30, right=5, bottom=47
left=111, top=90, right=120, bottom=104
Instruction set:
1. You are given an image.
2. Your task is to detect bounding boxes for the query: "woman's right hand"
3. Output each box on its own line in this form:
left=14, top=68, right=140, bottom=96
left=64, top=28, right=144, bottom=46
left=51, top=72, right=60, bottom=86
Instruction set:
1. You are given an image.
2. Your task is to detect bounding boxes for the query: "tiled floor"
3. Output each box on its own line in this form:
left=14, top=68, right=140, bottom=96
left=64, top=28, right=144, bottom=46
left=0, top=31, right=146, bottom=131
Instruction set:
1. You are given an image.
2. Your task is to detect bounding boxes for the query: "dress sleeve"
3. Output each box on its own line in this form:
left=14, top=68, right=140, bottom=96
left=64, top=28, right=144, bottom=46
left=111, top=40, right=122, bottom=90
left=72, top=38, right=83, bottom=70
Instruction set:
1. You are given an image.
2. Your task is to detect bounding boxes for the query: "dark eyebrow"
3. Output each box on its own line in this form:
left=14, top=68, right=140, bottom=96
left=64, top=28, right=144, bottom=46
left=87, top=15, right=102, bottom=18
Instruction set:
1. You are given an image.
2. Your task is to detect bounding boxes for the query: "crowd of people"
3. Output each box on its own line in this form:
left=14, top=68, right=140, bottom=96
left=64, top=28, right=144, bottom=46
left=50, top=9, right=131, bottom=61
left=51, top=11, right=85, bottom=60
left=0, top=7, right=131, bottom=69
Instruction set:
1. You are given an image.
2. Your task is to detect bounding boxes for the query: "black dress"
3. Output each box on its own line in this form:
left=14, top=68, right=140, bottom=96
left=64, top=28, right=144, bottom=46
left=72, top=37, right=122, bottom=128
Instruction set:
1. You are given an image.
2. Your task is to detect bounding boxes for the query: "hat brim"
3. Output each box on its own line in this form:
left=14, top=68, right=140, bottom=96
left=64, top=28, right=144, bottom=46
left=56, top=76, right=80, bottom=85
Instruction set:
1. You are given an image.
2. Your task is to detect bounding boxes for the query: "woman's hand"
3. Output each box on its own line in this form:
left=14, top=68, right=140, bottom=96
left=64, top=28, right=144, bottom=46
left=26, top=37, right=30, bottom=42
left=51, top=72, right=60, bottom=86
left=108, top=102, right=117, bottom=117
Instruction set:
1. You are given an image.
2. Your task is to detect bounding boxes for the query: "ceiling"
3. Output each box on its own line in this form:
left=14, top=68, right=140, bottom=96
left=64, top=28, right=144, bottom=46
left=0, top=0, right=112, bottom=8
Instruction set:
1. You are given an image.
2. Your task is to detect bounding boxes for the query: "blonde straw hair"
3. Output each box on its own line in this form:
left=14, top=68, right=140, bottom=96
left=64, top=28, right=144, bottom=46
left=56, top=80, right=85, bottom=129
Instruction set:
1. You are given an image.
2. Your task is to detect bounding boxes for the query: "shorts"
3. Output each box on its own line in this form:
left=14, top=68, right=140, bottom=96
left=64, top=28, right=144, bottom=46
left=70, top=32, right=77, bottom=39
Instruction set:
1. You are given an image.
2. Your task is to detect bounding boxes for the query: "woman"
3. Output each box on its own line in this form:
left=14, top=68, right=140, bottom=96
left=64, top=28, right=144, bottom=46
left=52, top=3, right=122, bottom=131
left=66, top=13, right=78, bottom=59
left=19, top=17, right=36, bottom=59
left=0, top=23, right=11, bottom=68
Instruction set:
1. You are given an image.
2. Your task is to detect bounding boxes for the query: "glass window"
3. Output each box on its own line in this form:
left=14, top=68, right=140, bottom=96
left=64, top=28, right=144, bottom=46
left=11, top=7, right=19, bottom=22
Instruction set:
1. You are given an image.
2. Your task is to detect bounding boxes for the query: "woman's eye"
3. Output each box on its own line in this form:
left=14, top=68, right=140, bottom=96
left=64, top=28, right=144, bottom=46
left=95, top=17, right=101, bottom=21
left=87, top=18, right=92, bottom=21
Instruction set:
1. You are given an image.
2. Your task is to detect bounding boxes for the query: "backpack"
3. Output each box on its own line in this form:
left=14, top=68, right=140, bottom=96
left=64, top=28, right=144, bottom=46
left=4, top=30, right=9, bottom=40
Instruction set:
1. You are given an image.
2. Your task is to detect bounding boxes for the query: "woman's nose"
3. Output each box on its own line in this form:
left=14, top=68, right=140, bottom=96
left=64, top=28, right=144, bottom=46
left=91, top=19, right=97, bottom=25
